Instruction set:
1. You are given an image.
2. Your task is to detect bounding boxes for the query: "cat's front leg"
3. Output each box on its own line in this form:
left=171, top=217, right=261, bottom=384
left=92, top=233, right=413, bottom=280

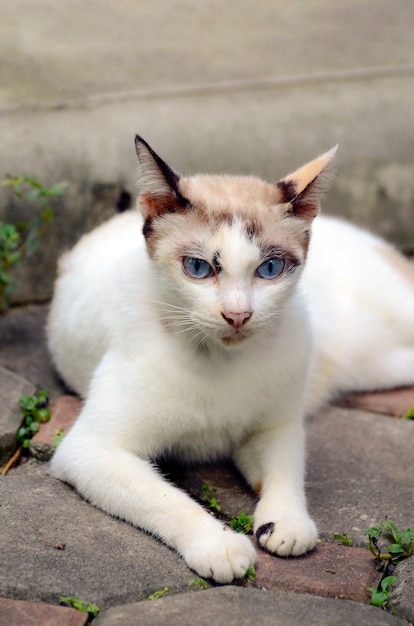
left=233, top=419, right=317, bottom=557
left=51, top=418, right=256, bottom=583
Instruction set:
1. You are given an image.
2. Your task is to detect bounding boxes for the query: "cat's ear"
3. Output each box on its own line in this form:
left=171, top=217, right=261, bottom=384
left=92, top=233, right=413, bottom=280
left=276, top=146, right=337, bottom=221
left=135, top=135, right=191, bottom=218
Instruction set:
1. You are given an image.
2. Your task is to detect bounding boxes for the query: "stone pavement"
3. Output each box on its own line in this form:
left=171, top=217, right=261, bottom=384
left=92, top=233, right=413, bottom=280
left=1, top=304, right=414, bottom=625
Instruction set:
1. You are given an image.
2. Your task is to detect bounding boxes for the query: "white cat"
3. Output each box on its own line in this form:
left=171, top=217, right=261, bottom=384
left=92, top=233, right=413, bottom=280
left=48, top=136, right=414, bottom=583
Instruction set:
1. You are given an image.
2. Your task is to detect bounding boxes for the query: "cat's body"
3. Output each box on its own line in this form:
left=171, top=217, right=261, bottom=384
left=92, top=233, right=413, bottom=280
left=48, top=137, right=414, bottom=582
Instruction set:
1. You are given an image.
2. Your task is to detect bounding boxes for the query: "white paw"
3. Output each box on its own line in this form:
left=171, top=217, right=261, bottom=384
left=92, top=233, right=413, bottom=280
left=254, top=511, right=317, bottom=557
left=181, top=525, right=256, bottom=583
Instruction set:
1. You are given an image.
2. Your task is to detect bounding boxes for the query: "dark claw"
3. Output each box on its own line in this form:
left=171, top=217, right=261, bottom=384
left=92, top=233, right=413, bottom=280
left=256, top=522, right=275, bottom=543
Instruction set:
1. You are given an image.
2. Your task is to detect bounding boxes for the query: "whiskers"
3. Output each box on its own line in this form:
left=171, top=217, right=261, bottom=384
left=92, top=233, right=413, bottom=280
left=152, top=300, right=215, bottom=348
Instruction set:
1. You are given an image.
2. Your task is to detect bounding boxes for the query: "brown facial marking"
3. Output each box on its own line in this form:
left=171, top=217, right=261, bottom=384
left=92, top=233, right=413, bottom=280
left=140, top=194, right=190, bottom=219
left=142, top=217, right=153, bottom=240
left=245, top=217, right=263, bottom=240
left=212, top=251, right=222, bottom=273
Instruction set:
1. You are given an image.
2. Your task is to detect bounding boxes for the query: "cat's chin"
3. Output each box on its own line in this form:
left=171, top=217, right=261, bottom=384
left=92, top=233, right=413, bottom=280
left=220, top=332, right=252, bottom=347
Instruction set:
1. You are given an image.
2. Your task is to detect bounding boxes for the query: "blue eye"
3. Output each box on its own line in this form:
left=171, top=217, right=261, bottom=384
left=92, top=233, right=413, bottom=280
left=183, top=257, right=213, bottom=279
left=255, top=258, right=285, bottom=280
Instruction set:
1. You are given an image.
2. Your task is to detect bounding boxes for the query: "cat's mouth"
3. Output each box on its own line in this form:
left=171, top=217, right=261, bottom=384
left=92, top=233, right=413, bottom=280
left=220, top=329, right=252, bottom=346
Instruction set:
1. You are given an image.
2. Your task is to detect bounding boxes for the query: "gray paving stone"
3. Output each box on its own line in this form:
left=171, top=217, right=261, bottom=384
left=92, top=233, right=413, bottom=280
left=0, top=366, right=35, bottom=463
left=388, top=557, right=414, bottom=624
left=0, top=305, right=66, bottom=399
left=0, top=461, right=195, bottom=609
left=306, top=407, right=414, bottom=547
left=94, top=586, right=406, bottom=626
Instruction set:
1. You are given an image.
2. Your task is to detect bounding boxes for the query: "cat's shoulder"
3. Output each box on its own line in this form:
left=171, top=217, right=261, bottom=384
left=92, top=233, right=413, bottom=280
left=58, top=211, right=144, bottom=275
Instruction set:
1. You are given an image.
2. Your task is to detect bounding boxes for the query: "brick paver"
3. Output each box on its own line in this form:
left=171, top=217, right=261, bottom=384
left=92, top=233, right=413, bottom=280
left=0, top=598, right=88, bottom=626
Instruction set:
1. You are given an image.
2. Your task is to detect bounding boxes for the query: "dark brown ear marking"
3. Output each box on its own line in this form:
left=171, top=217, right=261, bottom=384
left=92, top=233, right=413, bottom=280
left=277, top=180, right=297, bottom=204
left=276, top=146, right=337, bottom=222
left=278, top=177, right=323, bottom=221
left=135, top=135, right=192, bottom=218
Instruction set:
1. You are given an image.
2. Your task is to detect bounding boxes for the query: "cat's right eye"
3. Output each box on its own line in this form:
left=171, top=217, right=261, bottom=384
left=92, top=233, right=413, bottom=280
left=183, top=257, right=213, bottom=279
left=255, top=257, right=285, bottom=280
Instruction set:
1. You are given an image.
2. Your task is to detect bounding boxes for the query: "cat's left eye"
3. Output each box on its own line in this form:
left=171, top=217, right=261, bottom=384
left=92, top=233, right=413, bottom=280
left=255, top=258, right=285, bottom=280
left=183, top=257, right=213, bottom=279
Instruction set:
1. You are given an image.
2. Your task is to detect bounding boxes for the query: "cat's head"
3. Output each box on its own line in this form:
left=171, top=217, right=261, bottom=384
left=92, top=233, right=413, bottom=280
left=135, top=135, right=336, bottom=349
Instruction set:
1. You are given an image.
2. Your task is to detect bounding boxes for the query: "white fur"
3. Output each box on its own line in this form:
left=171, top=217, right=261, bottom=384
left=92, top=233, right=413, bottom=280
left=48, top=209, right=414, bottom=582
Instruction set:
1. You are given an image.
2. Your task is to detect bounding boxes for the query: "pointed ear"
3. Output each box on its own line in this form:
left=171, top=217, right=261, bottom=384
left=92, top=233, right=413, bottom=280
left=276, top=146, right=337, bottom=221
left=135, top=135, right=190, bottom=218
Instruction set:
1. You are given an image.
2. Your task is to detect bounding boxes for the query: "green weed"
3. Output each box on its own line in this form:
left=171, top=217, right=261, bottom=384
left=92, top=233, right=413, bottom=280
left=230, top=510, right=254, bottom=534
left=365, top=519, right=413, bottom=608
left=53, top=428, right=64, bottom=450
left=148, top=586, right=169, bottom=600
left=201, top=483, right=221, bottom=513
left=0, top=175, right=67, bottom=312
left=367, top=575, right=396, bottom=608
left=59, top=596, right=100, bottom=617
left=333, top=532, right=353, bottom=547
left=188, top=578, right=208, bottom=590
left=17, top=391, right=51, bottom=448
left=246, top=564, right=256, bottom=582
left=402, top=407, right=414, bottom=420
left=365, top=519, right=413, bottom=567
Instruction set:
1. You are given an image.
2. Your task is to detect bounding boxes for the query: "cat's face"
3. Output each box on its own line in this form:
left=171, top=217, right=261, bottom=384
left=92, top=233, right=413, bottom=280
left=135, top=136, right=336, bottom=349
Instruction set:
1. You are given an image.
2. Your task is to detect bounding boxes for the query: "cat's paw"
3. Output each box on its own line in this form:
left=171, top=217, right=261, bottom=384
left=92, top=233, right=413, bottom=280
left=254, top=511, right=317, bottom=557
left=181, top=525, right=256, bottom=583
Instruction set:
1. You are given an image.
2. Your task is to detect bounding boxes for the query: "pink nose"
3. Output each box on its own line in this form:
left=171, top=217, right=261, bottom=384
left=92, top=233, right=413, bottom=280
left=221, top=311, right=252, bottom=329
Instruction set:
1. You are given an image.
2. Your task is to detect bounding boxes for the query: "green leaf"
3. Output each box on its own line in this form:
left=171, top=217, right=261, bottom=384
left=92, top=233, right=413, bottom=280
left=399, top=528, right=414, bottom=544
left=246, top=564, right=256, bottom=581
left=388, top=543, right=405, bottom=554
left=381, top=520, right=399, bottom=541
left=35, top=408, right=51, bottom=423
left=402, top=407, right=414, bottom=420
left=365, top=526, right=382, bottom=538
left=17, top=427, right=28, bottom=441
left=188, top=578, right=208, bottom=590
left=53, top=429, right=64, bottom=449
left=59, top=596, right=100, bottom=617
left=333, top=533, right=354, bottom=547
left=19, top=396, right=38, bottom=411
left=230, top=511, right=254, bottom=534
left=148, top=587, right=169, bottom=600
left=380, top=575, right=396, bottom=592
left=367, top=588, right=388, bottom=607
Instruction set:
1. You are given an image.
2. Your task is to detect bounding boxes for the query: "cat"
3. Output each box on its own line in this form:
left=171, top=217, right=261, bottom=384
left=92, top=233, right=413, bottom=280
left=47, top=135, right=414, bottom=583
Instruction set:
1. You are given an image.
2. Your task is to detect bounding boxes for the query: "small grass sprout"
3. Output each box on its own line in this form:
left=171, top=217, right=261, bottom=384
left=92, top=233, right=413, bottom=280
left=402, top=406, right=414, bottom=420
left=201, top=483, right=221, bottom=513
left=245, top=564, right=256, bottom=582
left=333, top=532, right=353, bottom=547
left=188, top=578, right=208, bottom=590
left=148, top=586, right=169, bottom=600
left=53, top=428, right=64, bottom=450
left=230, top=510, right=254, bottom=534
left=59, top=596, right=100, bottom=617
